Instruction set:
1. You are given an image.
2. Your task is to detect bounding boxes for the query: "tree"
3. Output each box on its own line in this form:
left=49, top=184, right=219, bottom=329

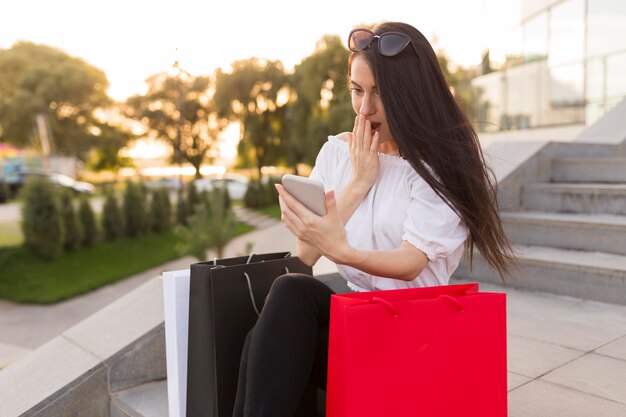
left=174, top=187, right=236, bottom=260
left=102, top=187, right=124, bottom=240
left=78, top=195, right=98, bottom=246
left=60, top=190, right=83, bottom=250
left=123, top=180, right=147, bottom=237
left=289, top=35, right=353, bottom=168
left=125, top=65, right=223, bottom=178
left=0, top=42, right=129, bottom=162
left=21, top=176, right=64, bottom=260
left=213, top=58, right=289, bottom=178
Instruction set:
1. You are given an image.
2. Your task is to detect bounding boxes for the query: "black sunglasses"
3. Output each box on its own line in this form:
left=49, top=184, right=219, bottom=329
left=348, top=28, right=418, bottom=57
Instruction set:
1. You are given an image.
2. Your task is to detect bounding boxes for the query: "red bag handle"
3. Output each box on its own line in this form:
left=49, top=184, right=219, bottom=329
left=371, top=297, right=398, bottom=317
left=371, top=294, right=465, bottom=317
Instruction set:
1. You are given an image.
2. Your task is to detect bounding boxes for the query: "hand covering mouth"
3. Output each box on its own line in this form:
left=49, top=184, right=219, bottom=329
left=371, top=122, right=382, bottom=131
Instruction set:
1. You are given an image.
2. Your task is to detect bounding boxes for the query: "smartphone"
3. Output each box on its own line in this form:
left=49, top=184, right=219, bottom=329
left=281, top=174, right=326, bottom=216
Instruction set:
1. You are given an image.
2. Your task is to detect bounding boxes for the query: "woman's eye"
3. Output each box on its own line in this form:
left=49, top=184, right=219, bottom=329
left=350, top=88, right=363, bottom=94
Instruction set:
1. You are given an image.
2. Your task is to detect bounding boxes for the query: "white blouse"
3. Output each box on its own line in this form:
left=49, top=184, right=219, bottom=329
left=309, top=135, right=468, bottom=292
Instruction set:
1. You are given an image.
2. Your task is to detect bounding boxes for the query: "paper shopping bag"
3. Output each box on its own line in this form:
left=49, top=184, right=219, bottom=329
left=186, top=252, right=313, bottom=417
left=163, top=269, right=191, bottom=417
left=326, top=282, right=507, bottom=417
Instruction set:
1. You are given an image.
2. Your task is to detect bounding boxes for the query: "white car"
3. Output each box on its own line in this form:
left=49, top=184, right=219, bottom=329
left=49, top=173, right=96, bottom=195
left=193, top=174, right=249, bottom=200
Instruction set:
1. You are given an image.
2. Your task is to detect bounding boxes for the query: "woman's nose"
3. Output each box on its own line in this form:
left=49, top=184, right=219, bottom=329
left=359, top=96, right=376, bottom=116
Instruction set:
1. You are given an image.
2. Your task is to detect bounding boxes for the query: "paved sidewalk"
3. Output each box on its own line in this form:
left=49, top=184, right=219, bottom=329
left=1, top=208, right=626, bottom=415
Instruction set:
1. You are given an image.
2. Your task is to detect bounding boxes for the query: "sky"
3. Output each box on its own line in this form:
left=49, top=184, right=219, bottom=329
left=1, top=0, right=521, bottom=102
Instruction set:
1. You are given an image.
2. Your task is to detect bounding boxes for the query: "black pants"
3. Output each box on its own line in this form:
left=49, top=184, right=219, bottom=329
left=232, top=273, right=335, bottom=417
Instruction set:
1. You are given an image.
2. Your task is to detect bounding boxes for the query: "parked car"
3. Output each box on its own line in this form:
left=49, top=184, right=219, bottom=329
left=4, top=169, right=96, bottom=195
left=145, top=177, right=184, bottom=191
left=193, top=173, right=249, bottom=200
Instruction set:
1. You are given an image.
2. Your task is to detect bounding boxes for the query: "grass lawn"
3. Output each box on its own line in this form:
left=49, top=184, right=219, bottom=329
left=256, top=204, right=281, bottom=220
left=0, top=222, right=23, bottom=247
left=0, top=222, right=254, bottom=304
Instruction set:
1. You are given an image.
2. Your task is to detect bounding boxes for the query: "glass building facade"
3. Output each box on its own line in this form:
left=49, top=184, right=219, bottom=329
left=473, top=0, right=626, bottom=132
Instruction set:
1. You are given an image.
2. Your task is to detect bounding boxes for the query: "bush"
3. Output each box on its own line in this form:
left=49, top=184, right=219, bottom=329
left=78, top=196, right=98, bottom=246
left=264, top=177, right=280, bottom=206
left=244, top=179, right=278, bottom=208
left=102, top=188, right=124, bottom=240
left=60, top=190, right=83, bottom=251
left=175, top=188, right=188, bottom=226
left=20, top=176, right=64, bottom=260
left=243, top=180, right=262, bottom=208
left=186, top=181, right=200, bottom=216
left=123, top=180, right=147, bottom=237
left=151, top=187, right=172, bottom=232
left=175, top=187, right=236, bottom=260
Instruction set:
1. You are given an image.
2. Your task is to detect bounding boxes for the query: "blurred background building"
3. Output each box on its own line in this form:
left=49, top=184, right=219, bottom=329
left=473, top=0, right=626, bottom=132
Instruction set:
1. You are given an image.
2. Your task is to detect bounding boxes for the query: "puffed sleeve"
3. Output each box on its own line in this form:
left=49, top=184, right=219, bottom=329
left=401, top=175, right=468, bottom=262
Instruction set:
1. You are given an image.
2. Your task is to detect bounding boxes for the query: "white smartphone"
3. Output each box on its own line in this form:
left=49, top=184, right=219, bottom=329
left=281, top=174, right=326, bottom=216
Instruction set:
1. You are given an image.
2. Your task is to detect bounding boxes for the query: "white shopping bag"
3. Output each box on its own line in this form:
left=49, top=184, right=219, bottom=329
left=162, top=269, right=191, bottom=417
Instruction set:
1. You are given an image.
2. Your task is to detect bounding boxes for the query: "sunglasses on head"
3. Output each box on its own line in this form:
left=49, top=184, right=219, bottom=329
left=348, top=28, right=418, bottom=57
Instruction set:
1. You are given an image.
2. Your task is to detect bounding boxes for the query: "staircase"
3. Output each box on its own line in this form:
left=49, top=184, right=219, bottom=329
left=453, top=146, right=626, bottom=305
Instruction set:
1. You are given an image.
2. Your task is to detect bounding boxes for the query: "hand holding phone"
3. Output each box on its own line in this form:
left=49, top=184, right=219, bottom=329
left=281, top=174, right=326, bottom=216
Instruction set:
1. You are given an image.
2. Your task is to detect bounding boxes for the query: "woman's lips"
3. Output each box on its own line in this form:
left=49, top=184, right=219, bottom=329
left=371, top=122, right=382, bottom=132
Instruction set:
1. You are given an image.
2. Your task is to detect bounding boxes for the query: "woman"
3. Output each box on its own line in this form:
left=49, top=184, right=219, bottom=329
left=233, top=21, right=515, bottom=417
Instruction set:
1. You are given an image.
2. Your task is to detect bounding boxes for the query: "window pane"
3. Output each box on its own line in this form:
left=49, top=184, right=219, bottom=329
left=606, top=51, right=626, bottom=101
left=549, top=0, right=585, bottom=65
left=523, top=12, right=549, bottom=63
left=586, top=57, right=605, bottom=102
left=471, top=72, right=506, bottom=132
left=547, top=63, right=585, bottom=125
left=587, top=0, right=626, bottom=58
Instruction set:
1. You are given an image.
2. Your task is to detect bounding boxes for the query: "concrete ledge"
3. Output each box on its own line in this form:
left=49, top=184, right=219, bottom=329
left=0, top=277, right=165, bottom=417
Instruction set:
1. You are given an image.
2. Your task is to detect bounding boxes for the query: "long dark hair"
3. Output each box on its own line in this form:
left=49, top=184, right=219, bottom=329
left=349, top=21, right=515, bottom=279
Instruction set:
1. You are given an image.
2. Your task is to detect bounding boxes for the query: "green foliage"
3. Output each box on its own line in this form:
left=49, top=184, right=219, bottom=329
left=124, top=69, right=223, bottom=178
left=289, top=35, right=353, bottom=167
left=60, top=191, right=83, bottom=251
left=175, top=187, right=236, bottom=260
left=186, top=181, right=200, bottom=216
left=78, top=196, right=98, bottom=246
left=0, top=42, right=130, bottom=163
left=151, top=187, right=172, bottom=232
left=243, top=180, right=277, bottom=208
left=175, top=188, right=188, bottom=226
left=102, top=188, right=124, bottom=240
left=20, top=176, right=64, bottom=260
left=213, top=58, right=289, bottom=177
left=123, top=180, right=147, bottom=237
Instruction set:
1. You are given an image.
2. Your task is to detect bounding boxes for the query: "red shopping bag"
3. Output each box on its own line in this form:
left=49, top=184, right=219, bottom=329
left=326, top=282, right=506, bottom=417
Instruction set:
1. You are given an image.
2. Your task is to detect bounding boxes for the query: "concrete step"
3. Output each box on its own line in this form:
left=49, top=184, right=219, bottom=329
left=501, top=211, right=626, bottom=255
left=552, top=157, right=626, bottom=183
left=111, top=380, right=168, bottom=417
left=452, top=245, right=626, bottom=305
left=522, top=183, right=626, bottom=215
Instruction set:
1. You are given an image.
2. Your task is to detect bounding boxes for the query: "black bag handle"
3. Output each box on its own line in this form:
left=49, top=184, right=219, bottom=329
left=243, top=253, right=291, bottom=317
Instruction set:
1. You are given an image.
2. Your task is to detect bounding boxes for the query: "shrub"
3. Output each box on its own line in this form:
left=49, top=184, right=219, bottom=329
left=264, top=177, right=280, bottom=206
left=20, top=176, right=64, bottom=260
left=175, top=188, right=188, bottom=226
left=175, top=187, right=236, bottom=260
left=123, top=180, right=147, bottom=237
left=243, top=180, right=262, bottom=208
left=102, top=188, right=124, bottom=240
left=151, top=187, right=172, bottom=233
left=186, top=181, right=200, bottom=216
left=78, top=195, right=98, bottom=246
left=60, top=190, right=83, bottom=251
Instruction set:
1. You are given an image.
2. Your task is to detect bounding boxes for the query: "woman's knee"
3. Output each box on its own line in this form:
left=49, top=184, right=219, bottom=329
left=269, top=273, right=316, bottom=298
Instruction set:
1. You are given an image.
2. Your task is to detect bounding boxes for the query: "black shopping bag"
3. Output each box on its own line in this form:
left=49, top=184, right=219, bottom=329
left=186, top=252, right=313, bottom=417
